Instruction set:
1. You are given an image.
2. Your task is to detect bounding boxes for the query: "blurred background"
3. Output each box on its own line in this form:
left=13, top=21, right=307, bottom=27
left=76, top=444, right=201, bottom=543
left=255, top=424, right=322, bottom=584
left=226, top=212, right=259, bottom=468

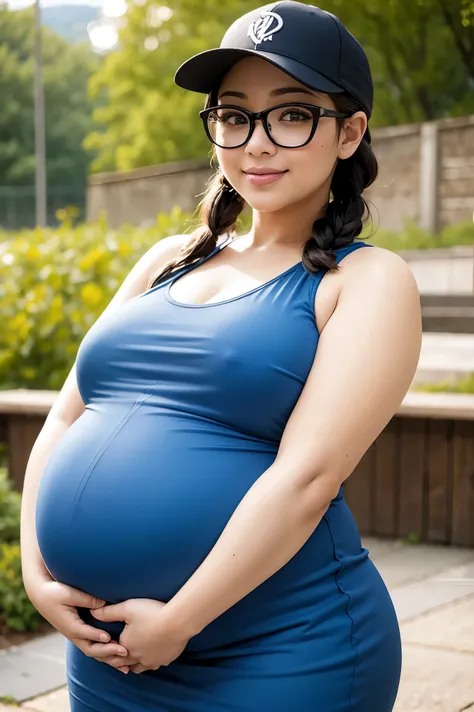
left=0, top=2, right=473, bottom=711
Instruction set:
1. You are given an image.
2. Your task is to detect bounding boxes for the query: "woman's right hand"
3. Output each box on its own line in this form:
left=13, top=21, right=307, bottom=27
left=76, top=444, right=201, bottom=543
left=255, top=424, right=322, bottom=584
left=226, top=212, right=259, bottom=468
left=28, top=575, right=138, bottom=674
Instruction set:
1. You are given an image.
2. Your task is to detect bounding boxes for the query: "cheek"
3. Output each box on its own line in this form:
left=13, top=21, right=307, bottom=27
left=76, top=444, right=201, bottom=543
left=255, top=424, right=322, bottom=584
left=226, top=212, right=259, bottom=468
left=215, top=148, right=243, bottom=186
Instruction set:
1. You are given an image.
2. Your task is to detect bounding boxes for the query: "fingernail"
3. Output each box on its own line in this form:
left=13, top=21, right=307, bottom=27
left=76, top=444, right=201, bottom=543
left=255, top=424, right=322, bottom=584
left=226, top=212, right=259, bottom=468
left=118, top=649, right=128, bottom=656
left=99, top=633, right=109, bottom=642
left=120, top=667, right=129, bottom=674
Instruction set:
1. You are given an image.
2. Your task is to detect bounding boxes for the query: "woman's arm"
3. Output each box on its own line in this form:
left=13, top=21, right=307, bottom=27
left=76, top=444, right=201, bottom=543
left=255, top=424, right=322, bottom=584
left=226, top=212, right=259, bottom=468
left=162, top=247, right=422, bottom=639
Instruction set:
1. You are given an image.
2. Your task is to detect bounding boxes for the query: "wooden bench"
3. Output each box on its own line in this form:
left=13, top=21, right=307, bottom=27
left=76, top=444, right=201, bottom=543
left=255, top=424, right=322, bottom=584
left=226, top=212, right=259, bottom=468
left=1, top=389, right=473, bottom=547
left=344, top=391, right=474, bottom=547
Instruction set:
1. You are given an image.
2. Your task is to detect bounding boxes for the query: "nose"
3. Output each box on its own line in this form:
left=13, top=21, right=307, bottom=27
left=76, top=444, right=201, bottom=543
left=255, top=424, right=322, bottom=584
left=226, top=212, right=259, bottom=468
left=245, top=118, right=277, bottom=157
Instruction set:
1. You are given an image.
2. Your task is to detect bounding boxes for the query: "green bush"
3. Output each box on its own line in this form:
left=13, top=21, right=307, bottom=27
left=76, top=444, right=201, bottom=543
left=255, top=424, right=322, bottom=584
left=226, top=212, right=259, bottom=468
left=0, top=468, right=44, bottom=632
left=366, top=218, right=474, bottom=251
left=0, top=208, right=472, bottom=391
left=0, top=541, right=43, bottom=631
left=0, top=468, right=21, bottom=543
left=0, top=207, right=194, bottom=391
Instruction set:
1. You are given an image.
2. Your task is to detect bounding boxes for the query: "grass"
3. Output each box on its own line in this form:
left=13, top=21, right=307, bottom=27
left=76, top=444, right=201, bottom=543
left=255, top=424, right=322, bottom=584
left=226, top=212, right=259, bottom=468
left=415, top=372, right=474, bottom=394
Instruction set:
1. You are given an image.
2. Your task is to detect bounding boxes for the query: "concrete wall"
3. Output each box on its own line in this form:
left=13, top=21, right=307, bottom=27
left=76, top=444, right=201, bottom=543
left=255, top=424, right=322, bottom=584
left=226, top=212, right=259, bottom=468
left=87, top=115, right=474, bottom=232
left=87, top=158, right=214, bottom=228
left=439, top=116, right=474, bottom=228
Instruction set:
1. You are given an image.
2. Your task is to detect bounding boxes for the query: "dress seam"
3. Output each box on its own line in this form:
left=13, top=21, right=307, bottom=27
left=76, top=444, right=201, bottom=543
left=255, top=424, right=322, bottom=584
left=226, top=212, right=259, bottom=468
left=323, top=513, right=358, bottom=712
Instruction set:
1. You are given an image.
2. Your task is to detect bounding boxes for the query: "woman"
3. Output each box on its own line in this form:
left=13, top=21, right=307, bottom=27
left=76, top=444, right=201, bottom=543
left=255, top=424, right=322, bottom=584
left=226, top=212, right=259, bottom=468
left=21, top=2, right=422, bottom=711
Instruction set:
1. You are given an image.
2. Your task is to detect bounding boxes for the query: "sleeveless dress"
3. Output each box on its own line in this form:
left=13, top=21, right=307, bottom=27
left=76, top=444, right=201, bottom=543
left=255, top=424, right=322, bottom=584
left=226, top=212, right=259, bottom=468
left=35, top=235, right=402, bottom=712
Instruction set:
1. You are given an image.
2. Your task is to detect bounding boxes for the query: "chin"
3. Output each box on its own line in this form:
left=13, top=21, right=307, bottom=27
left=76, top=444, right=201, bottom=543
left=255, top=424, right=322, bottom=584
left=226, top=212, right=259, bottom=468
left=243, top=195, right=295, bottom=213
left=235, top=186, right=293, bottom=213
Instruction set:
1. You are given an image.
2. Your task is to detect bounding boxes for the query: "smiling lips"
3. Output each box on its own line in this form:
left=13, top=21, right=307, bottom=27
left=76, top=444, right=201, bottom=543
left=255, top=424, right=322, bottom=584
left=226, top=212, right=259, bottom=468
left=244, top=167, right=288, bottom=186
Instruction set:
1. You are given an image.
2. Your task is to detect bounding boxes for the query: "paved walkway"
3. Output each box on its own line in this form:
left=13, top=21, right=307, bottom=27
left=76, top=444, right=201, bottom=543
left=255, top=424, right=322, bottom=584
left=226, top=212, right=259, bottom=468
left=1, top=537, right=474, bottom=712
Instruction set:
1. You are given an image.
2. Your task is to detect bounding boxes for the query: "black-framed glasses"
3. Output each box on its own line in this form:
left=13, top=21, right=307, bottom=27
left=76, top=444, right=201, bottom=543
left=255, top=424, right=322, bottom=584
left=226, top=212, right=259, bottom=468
left=200, top=102, right=351, bottom=149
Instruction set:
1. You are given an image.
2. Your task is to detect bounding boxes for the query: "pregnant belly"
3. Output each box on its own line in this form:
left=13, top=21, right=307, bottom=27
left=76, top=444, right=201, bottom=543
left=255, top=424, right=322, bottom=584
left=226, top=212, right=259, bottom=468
left=36, top=400, right=278, bottom=605
left=36, top=398, right=371, bottom=651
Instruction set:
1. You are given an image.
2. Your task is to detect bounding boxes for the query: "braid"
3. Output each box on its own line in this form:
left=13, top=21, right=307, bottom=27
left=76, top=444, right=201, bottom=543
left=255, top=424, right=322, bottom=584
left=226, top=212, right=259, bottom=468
left=147, top=170, right=245, bottom=290
left=303, top=94, right=378, bottom=273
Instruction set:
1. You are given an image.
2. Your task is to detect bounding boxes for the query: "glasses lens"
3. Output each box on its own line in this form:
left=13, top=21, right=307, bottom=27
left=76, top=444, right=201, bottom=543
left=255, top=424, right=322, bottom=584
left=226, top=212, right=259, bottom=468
left=267, top=105, right=315, bottom=147
left=207, top=108, right=250, bottom=147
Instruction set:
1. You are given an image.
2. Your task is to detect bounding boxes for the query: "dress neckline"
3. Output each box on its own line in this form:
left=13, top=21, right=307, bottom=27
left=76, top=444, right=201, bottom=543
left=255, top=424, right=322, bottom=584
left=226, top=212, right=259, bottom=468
left=165, top=235, right=304, bottom=309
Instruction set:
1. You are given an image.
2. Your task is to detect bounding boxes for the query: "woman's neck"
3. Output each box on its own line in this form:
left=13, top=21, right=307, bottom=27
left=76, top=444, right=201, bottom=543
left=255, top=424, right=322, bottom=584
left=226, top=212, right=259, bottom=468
left=248, top=189, right=329, bottom=249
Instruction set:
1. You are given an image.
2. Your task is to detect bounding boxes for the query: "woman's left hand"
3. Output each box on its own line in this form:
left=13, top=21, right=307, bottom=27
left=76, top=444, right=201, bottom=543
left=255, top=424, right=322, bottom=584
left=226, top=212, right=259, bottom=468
left=90, top=598, right=191, bottom=674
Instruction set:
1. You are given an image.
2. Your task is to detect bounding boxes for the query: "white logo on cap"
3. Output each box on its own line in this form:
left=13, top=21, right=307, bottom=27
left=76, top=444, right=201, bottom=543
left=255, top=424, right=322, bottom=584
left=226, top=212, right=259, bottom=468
left=248, top=10, right=284, bottom=44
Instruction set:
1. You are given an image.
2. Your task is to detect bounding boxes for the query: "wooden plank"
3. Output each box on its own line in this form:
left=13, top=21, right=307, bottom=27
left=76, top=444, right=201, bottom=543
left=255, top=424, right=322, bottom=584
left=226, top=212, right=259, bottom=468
left=398, top=418, right=426, bottom=539
left=0, top=389, right=473, bottom=421
left=426, top=419, right=452, bottom=543
left=344, top=444, right=375, bottom=535
left=8, top=415, right=45, bottom=492
left=374, top=418, right=399, bottom=536
left=0, top=414, right=8, bottom=445
left=451, top=419, right=474, bottom=546
left=0, top=389, right=57, bottom=415
left=398, top=392, right=474, bottom=421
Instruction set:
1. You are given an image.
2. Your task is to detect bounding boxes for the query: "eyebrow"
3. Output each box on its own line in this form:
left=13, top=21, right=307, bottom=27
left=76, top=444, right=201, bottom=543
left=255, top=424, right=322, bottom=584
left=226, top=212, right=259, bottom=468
left=218, top=87, right=318, bottom=100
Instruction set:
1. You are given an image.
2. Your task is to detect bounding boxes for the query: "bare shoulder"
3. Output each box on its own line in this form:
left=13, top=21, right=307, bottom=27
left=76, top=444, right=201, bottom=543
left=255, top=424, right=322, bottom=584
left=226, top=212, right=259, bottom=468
left=342, top=243, right=416, bottom=279
left=338, top=243, right=421, bottom=314
left=143, top=233, right=191, bottom=274
left=315, top=243, right=419, bottom=335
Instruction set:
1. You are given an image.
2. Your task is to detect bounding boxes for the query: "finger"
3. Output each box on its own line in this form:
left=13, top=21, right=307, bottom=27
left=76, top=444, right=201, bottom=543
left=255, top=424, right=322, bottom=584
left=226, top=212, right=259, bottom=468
left=103, top=655, right=134, bottom=668
left=71, top=619, right=113, bottom=644
left=65, top=588, right=107, bottom=610
left=103, top=660, right=130, bottom=674
left=82, top=641, right=130, bottom=659
left=90, top=602, right=127, bottom=623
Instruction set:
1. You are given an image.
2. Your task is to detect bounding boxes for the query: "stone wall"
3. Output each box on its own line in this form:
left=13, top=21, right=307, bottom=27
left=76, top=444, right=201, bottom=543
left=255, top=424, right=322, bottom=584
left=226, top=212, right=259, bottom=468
left=87, top=115, right=474, bottom=233
left=87, top=159, right=214, bottom=228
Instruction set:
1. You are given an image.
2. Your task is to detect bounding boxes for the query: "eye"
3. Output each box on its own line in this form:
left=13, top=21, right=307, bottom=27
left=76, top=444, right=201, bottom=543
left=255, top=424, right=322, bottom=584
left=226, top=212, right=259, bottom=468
left=214, top=111, right=249, bottom=125
left=279, top=108, right=313, bottom=122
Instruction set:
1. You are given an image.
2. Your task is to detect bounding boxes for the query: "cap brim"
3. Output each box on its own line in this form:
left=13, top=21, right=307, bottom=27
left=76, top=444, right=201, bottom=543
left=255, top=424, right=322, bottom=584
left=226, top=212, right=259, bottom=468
left=174, top=47, right=345, bottom=97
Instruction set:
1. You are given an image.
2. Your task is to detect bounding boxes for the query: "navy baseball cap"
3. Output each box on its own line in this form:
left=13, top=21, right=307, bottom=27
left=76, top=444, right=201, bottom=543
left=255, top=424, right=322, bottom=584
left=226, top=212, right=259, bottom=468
left=175, top=1, right=373, bottom=122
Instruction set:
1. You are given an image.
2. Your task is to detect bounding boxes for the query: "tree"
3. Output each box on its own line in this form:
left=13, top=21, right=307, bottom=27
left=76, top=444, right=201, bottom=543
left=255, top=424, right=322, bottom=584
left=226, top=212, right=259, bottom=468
left=85, top=0, right=254, bottom=172
left=85, top=0, right=474, bottom=172
left=323, top=0, right=474, bottom=124
left=0, top=6, right=99, bottom=189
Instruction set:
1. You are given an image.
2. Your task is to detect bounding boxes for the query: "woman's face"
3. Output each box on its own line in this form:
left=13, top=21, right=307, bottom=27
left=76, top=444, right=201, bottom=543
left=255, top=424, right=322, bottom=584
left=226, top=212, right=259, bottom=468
left=214, top=56, right=365, bottom=214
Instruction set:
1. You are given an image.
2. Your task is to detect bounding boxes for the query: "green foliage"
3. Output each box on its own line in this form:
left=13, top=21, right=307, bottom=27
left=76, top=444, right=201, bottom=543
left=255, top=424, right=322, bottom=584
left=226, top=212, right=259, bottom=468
left=0, top=541, right=43, bottom=631
left=367, top=219, right=474, bottom=251
left=326, top=0, right=474, bottom=125
left=0, top=6, right=99, bottom=188
left=86, top=0, right=474, bottom=171
left=85, top=0, right=251, bottom=171
left=0, top=468, right=43, bottom=632
left=0, top=469, right=21, bottom=544
left=0, top=208, right=472, bottom=391
left=0, top=207, right=193, bottom=390
left=416, top=372, right=474, bottom=393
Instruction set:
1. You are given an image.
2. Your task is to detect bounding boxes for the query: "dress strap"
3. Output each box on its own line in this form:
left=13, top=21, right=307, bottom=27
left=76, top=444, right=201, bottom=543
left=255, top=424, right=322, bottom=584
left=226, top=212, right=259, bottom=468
left=165, top=233, right=234, bottom=284
left=308, top=240, right=373, bottom=306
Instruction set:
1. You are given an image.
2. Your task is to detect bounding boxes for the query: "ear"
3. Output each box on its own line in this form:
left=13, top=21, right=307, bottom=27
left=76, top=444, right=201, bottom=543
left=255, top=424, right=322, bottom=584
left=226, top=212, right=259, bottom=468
left=337, top=111, right=367, bottom=160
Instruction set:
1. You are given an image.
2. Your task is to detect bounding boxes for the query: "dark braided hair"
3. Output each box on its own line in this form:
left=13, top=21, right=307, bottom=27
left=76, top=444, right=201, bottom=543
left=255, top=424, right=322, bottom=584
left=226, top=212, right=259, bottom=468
left=147, top=89, right=378, bottom=290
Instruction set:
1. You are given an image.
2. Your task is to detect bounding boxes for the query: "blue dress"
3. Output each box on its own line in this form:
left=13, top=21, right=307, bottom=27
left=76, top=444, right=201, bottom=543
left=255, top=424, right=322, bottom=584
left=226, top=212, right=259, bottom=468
left=35, top=235, right=402, bottom=711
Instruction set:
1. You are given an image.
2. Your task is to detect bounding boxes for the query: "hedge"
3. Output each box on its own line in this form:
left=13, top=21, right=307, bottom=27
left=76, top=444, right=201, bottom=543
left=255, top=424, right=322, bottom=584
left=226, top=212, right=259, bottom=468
left=1, top=208, right=473, bottom=391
